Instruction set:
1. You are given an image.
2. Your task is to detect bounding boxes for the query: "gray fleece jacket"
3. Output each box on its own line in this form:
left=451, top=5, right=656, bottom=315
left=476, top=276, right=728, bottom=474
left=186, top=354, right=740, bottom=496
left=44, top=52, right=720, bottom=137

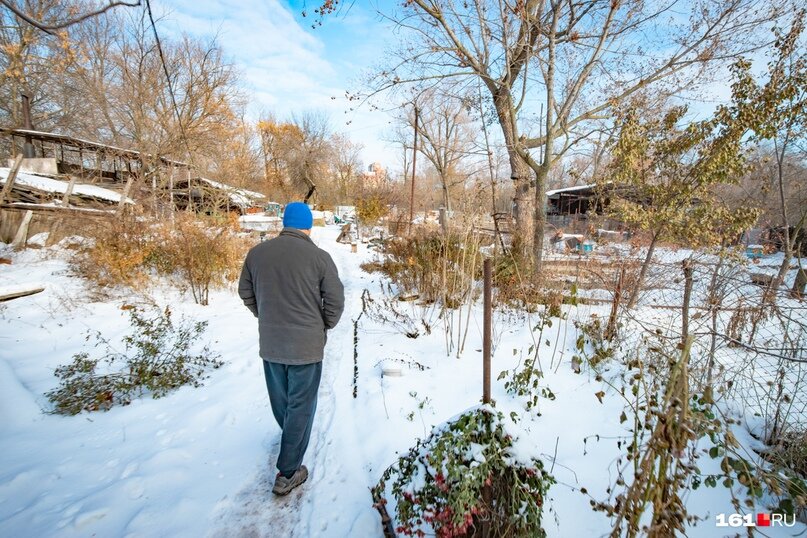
left=238, top=228, right=345, bottom=365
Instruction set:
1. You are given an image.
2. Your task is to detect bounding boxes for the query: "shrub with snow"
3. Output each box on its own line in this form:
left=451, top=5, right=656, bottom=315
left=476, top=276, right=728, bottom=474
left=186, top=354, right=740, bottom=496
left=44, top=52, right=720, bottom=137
left=373, top=406, right=554, bottom=537
left=46, top=305, right=222, bottom=415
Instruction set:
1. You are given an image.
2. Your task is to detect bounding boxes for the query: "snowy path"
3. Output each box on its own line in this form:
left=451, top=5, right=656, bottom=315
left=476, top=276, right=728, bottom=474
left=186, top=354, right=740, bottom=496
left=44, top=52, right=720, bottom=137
left=207, top=230, right=380, bottom=537
left=3, top=230, right=807, bottom=537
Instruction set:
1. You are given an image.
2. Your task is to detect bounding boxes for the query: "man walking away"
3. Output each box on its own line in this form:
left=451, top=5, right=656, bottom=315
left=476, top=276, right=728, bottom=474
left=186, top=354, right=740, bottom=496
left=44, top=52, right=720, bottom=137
left=238, top=202, right=345, bottom=495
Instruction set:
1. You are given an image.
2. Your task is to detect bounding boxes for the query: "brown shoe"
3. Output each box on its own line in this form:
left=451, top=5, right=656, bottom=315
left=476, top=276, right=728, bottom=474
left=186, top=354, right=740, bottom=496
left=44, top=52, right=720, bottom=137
left=272, top=465, right=308, bottom=496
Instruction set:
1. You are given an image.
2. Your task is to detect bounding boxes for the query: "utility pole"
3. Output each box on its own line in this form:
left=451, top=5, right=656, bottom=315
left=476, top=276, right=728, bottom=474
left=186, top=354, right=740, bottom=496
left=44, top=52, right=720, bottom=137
left=408, top=104, right=418, bottom=235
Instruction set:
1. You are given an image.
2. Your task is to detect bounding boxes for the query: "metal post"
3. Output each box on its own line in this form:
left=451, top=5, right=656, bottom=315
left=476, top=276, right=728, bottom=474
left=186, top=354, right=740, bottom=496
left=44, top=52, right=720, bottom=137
left=21, top=93, right=35, bottom=158
left=482, top=256, right=493, bottom=538
left=682, top=259, right=694, bottom=346
left=408, top=104, right=418, bottom=235
left=483, top=257, right=492, bottom=404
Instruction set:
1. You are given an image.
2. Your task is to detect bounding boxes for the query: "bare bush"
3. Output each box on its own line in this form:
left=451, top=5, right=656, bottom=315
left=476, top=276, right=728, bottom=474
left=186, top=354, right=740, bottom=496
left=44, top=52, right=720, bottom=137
left=72, top=212, right=250, bottom=304
left=71, top=212, right=155, bottom=290
left=151, top=213, right=250, bottom=305
left=363, top=229, right=481, bottom=308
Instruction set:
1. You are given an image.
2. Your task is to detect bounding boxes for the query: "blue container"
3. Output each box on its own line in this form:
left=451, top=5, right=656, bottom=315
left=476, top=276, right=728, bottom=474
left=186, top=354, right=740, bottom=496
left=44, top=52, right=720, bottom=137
left=581, top=242, right=595, bottom=253
left=746, top=245, right=763, bottom=259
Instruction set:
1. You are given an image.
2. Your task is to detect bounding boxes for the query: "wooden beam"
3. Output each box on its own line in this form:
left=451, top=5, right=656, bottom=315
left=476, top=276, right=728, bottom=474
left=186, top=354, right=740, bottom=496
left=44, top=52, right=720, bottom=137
left=62, top=174, right=78, bottom=205
left=117, top=174, right=135, bottom=215
left=11, top=210, right=34, bottom=247
left=0, top=153, right=24, bottom=204
left=0, top=286, right=45, bottom=302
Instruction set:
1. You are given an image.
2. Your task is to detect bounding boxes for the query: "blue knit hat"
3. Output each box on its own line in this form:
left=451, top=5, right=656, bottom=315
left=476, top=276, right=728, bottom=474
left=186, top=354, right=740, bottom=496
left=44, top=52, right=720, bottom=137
left=283, top=202, right=313, bottom=230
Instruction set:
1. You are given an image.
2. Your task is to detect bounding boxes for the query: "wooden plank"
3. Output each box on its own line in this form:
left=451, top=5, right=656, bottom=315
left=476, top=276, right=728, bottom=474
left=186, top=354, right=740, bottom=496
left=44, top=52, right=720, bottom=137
left=117, top=174, right=135, bottom=215
left=0, top=286, right=44, bottom=302
left=0, top=153, right=24, bottom=204
left=1, top=203, right=114, bottom=215
left=62, top=174, right=78, bottom=204
left=11, top=210, right=33, bottom=247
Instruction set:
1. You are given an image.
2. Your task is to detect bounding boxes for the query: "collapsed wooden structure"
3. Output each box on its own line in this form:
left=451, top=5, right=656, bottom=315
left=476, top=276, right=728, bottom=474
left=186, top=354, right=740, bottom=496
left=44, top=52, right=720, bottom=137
left=0, top=128, right=187, bottom=212
left=0, top=128, right=266, bottom=244
left=172, top=176, right=265, bottom=215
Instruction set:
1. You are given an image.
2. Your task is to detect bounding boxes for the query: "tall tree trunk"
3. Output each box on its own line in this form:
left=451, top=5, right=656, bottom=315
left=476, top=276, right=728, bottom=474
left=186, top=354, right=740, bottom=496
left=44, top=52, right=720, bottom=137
left=533, top=178, right=547, bottom=272
left=440, top=177, right=451, bottom=231
left=491, top=90, right=533, bottom=263
left=767, top=140, right=793, bottom=304
left=792, top=257, right=806, bottom=299
left=511, top=155, right=534, bottom=262
left=766, top=245, right=792, bottom=304
left=532, top=0, right=560, bottom=276
left=627, top=230, right=661, bottom=309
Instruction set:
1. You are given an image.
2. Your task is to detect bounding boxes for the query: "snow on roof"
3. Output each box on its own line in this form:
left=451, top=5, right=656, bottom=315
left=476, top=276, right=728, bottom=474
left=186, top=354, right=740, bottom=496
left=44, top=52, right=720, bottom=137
left=238, top=214, right=281, bottom=223
left=546, top=181, right=618, bottom=197
left=545, top=183, right=598, bottom=197
left=0, top=167, right=133, bottom=204
left=196, top=177, right=265, bottom=208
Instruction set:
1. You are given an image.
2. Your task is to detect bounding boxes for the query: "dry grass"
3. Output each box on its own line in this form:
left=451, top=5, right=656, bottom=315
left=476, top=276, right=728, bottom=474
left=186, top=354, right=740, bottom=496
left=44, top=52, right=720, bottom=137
left=72, top=211, right=251, bottom=304
left=362, top=230, right=482, bottom=308
left=72, top=212, right=155, bottom=289
left=150, top=213, right=251, bottom=305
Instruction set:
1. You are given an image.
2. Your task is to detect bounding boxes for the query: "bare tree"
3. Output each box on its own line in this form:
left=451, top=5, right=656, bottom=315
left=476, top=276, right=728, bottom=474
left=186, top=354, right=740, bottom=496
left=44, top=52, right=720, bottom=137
left=257, top=112, right=298, bottom=191
left=416, top=92, right=476, bottom=223
left=63, top=8, right=240, bottom=160
left=0, top=0, right=72, bottom=130
left=743, top=17, right=807, bottom=301
left=392, top=90, right=477, bottom=228
left=367, top=0, right=782, bottom=271
left=0, top=0, right=139, bottom=34
left=330, top=132, right=363, bottom=204
left=257, top=111, right=334, bottom=202
left=288, top=111, right=333, bottom=202
left=197, top=106, right=264, bottom=192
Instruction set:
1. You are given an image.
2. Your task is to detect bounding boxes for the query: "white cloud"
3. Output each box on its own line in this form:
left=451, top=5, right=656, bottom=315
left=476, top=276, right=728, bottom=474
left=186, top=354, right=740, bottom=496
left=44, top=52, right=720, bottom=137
left=162, top=0, right=333, bottom=107
left=159, top=0, right=398, bottom=167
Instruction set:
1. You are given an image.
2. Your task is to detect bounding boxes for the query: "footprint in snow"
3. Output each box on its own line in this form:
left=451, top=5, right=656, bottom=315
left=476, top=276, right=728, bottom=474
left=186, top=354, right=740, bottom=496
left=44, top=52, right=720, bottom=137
left=73, top=507, right=108, bottom=530
left=120, top=462, right=138, bottom=479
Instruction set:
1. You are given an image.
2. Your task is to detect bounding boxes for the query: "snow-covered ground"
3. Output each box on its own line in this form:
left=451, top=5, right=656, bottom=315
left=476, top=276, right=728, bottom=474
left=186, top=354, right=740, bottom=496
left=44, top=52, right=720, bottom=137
left=0, top=226, right=804, bottom=537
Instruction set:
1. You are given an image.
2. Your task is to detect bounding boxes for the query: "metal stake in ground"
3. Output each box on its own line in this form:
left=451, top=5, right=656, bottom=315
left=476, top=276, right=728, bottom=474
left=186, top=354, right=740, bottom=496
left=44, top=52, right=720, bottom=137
left=482, top=257, right=492, bottom=537
left=483, top=258, right=492, bottom=404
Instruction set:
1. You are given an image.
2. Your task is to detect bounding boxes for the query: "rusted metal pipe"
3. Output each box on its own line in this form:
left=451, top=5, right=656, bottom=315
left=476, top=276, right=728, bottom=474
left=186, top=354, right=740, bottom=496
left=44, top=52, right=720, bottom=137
left=483, top=257, right=492, bottom=404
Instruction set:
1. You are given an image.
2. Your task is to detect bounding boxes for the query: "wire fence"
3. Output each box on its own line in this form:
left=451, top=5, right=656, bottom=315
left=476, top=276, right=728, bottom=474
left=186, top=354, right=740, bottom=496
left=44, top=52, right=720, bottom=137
left=614, top=254, right=807, bottom=443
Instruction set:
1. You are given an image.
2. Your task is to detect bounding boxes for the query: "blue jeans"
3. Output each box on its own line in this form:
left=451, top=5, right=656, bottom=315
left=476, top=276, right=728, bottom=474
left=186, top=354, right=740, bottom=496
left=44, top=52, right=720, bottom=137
left=262, top=360, right=322, bottom=477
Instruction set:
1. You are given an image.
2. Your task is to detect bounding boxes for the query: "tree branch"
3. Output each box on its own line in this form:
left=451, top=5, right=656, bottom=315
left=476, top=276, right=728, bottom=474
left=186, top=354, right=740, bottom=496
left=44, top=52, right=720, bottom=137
left=0, top=0, right=141, bottom=35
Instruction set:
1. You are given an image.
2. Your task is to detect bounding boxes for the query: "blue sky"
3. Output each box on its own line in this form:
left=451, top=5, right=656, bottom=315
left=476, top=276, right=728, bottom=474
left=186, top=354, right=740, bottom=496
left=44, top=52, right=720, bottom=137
left=157, top=0, right=400, bottom=168
left=152, top=0, right=776, bottom=177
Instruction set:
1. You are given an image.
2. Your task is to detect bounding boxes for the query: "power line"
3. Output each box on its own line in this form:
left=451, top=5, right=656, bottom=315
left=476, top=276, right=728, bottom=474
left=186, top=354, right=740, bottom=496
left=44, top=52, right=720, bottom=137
left=144, top=0, right=195, bottom=168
